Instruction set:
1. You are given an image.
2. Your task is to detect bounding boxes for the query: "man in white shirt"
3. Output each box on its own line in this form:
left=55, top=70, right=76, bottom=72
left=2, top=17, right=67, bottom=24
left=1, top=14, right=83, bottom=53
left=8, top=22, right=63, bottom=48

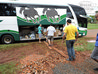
left=47, top=24, right=56, bottom=46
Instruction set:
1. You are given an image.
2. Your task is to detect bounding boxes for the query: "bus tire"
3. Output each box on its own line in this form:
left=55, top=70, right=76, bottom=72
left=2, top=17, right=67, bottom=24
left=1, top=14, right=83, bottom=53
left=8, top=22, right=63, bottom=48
left=1, top=35, right=14, bottom=44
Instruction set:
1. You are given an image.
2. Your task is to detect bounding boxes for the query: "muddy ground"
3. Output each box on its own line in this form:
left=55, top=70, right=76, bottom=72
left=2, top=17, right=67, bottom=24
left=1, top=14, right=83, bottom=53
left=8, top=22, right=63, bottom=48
left=0, top=29, right=98, bottom=74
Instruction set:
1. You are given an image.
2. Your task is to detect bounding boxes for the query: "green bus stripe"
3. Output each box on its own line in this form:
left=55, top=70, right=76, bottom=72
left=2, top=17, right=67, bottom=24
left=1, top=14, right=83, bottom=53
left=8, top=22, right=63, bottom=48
left=0, top=20, right=3, bottom=22
left=17, top=14, right=66, bottom=23
left=0, top=30, right=19, bottom=34
left=78, top=30, right=87, bottom=36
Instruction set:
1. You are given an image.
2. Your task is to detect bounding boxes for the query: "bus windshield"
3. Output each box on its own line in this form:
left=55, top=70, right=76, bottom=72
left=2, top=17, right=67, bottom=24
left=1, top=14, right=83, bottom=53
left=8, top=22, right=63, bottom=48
left=70, top=4, right=87, bottom=28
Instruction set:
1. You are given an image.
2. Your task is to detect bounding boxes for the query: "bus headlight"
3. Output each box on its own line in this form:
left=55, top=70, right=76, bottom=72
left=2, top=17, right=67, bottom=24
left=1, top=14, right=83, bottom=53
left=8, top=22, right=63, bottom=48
left=83, top=33, right=85, bottom=35
left=79, top=34, right=81, bottom=36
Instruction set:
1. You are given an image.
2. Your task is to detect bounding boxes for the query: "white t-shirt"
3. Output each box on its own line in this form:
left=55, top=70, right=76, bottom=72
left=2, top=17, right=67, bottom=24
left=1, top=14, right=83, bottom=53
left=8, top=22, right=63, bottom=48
left=63, top=26, right=65, bottom=31
left=47, top=26, right=56, bottom=36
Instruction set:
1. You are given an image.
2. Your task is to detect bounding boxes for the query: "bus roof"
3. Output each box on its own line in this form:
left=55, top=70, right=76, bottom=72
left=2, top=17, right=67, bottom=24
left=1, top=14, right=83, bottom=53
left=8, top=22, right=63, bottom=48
left=0, top=1, right=69, bottom=7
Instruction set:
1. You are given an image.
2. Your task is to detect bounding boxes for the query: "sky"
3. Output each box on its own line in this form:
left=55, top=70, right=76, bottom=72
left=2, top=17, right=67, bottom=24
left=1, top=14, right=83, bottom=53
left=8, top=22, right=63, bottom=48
left=15, top=0, right=98, bottom=5
left=1, top=0, right=98, bottom=5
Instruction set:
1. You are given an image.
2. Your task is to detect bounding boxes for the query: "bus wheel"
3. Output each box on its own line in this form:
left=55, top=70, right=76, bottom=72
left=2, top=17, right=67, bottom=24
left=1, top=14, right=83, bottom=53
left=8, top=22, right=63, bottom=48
left=2, top=35, right=14, bottom=44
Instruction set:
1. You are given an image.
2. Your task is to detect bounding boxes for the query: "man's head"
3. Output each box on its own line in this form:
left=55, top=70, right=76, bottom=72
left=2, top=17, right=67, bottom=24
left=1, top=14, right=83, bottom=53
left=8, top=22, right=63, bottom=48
left=50, top=23, right=52, bottom=26
left=67, top=19, right=71, bottom=25
left=95, top=13, right=98, bottom=21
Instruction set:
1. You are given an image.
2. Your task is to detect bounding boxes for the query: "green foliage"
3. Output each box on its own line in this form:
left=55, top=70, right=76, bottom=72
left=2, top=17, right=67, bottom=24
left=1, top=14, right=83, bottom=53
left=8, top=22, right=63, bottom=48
left=87, top=15, right=96, bottom=23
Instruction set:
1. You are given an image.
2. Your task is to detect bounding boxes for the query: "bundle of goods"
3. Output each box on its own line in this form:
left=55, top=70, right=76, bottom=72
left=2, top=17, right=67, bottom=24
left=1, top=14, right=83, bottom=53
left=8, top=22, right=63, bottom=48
left=42, top=28, right=47, bottom=38
left=30, top=31, right=35, bottom=39
left=55, top=29, right=62, bottom=37
left=36, top=34, right=39, bottom=38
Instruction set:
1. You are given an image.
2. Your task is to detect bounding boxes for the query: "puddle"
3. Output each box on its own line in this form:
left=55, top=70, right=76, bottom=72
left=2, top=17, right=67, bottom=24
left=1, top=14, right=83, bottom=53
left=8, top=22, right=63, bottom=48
left=87, top=40, right=96, bottom=43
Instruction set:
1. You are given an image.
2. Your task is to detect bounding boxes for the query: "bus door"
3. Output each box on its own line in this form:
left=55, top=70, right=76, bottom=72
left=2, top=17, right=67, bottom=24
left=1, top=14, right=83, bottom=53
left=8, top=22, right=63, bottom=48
left=65, top=6, right=76, bottom=26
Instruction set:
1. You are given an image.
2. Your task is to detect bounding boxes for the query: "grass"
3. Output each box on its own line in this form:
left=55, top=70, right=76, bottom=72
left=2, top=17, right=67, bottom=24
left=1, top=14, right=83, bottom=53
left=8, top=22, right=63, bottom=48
left=0, top=62, right=20, bottom=74
left=75, top=42, right=95, bottom=51
left=54, top=37, right=95, bottom=51
left=87, top=23, right=98, bottom=29
left=0, top=43, right=29, bottom=51
left=74, top=37, right=95, bottom=51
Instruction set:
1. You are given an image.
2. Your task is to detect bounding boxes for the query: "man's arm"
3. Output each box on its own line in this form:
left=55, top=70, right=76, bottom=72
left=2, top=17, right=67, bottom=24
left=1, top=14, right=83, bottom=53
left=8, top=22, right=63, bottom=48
left=46, top=27, right=48, bottom=36
left=54, top=32, right=56, bottom=36
left=62, top=32, right=66, bottom=43
left=76, top=31, right=79, bottom=41
left=62, top=26, right=67, bottom=43
left=46, top=31, right=48, bottom=36
left=54, top=29, right=56, bottom=36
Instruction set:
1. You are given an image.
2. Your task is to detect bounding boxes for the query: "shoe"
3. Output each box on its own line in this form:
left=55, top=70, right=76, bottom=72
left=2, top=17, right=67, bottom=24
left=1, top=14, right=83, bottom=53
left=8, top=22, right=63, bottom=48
left=72, top=56, right=75, bottom=61
left=39, top=41, right=41, bottom=43
left=66, top=58, right=73, bottom=61
left=51, top=44, right=53, bottom=46
left=73, top=58, right=75, bottom=61
left=49, top=44, right=51, bottom=46
left=93, top=68, right=98, bottom=71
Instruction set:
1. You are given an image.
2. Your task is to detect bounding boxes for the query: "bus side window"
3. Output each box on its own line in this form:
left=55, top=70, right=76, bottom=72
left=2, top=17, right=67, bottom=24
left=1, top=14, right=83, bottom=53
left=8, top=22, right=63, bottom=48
left=67, top=7, right=74, bottom=19
left=0, top=4, right=5, bottom=16
left=0, top=3, right=16, bottom=16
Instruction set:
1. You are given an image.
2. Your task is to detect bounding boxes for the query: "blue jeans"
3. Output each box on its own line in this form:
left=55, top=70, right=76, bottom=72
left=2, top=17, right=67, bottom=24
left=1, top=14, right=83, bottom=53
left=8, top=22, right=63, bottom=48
left=66, top=40, right=75, bottom=60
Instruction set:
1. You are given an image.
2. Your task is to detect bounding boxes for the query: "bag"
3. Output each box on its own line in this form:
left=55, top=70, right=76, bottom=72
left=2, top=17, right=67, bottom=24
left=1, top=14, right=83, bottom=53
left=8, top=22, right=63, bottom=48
left=58, top=30, right=62, bottom=36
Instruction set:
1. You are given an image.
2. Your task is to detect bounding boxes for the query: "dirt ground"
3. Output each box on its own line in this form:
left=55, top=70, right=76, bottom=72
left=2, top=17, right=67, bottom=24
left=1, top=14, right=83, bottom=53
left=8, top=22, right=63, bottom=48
left=0, top=29, right=98, bottom=74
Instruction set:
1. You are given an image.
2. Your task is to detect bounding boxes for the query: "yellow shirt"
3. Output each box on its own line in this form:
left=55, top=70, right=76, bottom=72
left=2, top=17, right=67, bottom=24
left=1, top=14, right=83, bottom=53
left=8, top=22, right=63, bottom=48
left=64, top=24, right=78, bottom=40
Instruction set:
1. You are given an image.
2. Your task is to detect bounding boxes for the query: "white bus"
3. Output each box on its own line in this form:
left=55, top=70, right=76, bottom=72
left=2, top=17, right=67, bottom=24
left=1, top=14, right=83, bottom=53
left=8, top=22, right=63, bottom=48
left=0, top=1, right=87, bottom=44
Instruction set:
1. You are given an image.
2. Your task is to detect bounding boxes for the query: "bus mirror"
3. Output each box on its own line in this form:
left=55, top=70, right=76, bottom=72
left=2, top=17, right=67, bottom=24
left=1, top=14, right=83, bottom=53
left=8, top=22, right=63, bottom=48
left=79, top=15, right=87, bottom=18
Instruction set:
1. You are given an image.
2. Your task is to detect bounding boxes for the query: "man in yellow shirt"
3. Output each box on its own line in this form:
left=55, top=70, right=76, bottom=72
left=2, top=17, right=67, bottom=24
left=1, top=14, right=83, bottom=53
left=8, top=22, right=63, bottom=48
left=62, top=19, right=79, bottom=61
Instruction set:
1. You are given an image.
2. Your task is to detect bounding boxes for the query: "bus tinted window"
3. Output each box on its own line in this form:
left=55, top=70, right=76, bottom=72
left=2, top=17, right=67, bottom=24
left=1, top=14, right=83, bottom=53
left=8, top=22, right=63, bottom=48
left=64, top=6, right=73, bottom=19
left=72, top=7, right=86, bottom=16
left=70, top=4, right=87, bottom=28
left=0, top=3, right=16, bottom=16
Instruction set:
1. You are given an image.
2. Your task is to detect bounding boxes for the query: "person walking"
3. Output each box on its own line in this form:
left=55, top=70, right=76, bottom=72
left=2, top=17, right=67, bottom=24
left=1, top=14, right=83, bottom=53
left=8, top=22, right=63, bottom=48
left=91, top=13, right=98, bottom=71
left=62, top=19, right=79, bottom=61
left=38, top=24, right=42, bottom=43
left=47, top=24, right=56, bottom=46
left=62, top=24, right=65, bottom=36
